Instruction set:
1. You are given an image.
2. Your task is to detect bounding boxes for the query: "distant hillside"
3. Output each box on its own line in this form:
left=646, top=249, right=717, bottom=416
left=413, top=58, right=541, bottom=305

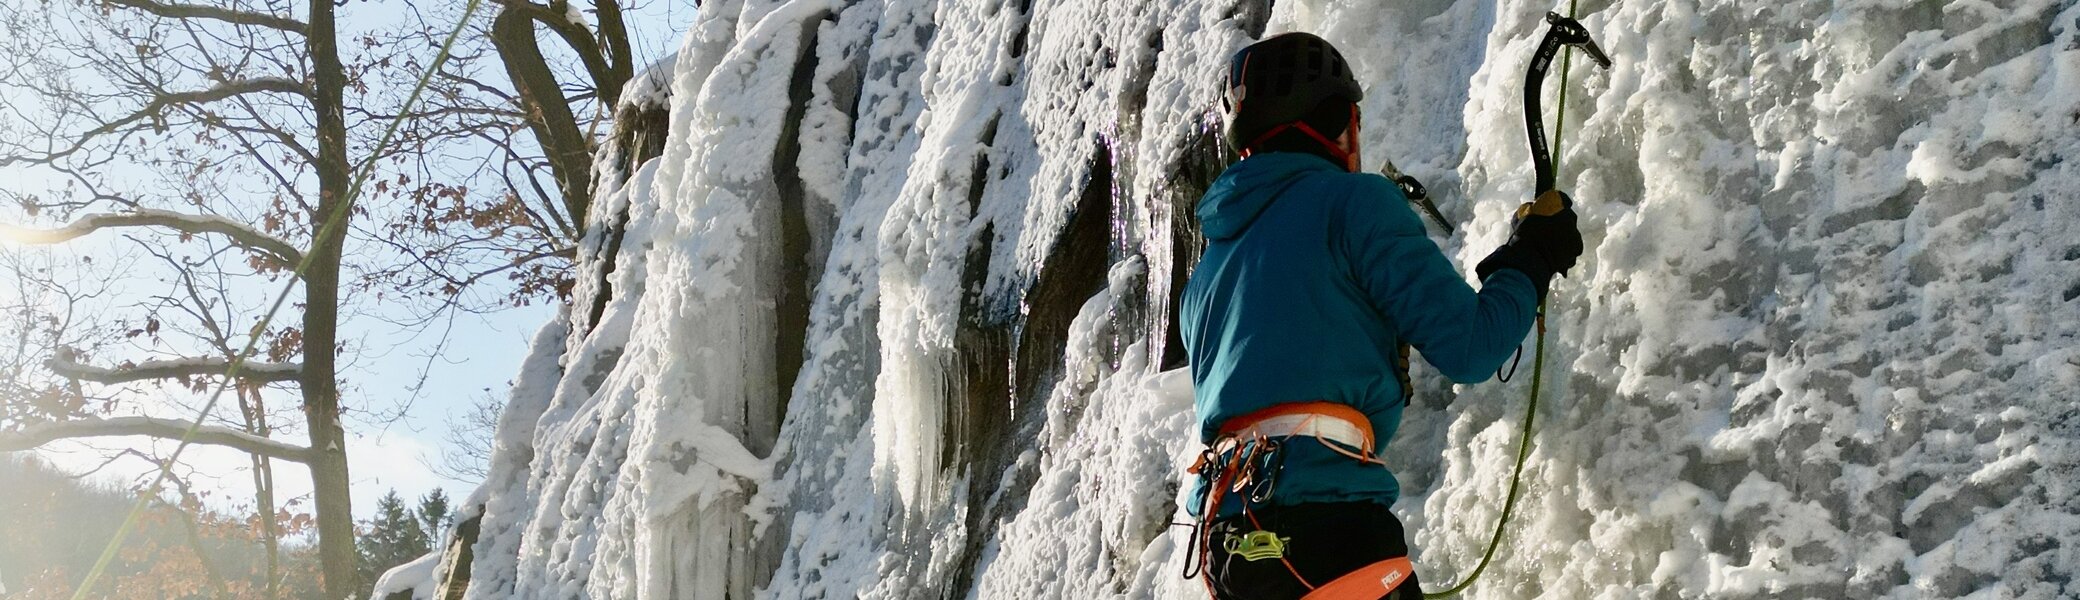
left=0, top=454, right=145, bottom=593
left=0, top=454, right=320, bottom=598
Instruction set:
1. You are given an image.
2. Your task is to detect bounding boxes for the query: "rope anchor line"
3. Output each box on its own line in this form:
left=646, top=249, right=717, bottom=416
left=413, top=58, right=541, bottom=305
left=1420, top=7, right=1609, bottom=600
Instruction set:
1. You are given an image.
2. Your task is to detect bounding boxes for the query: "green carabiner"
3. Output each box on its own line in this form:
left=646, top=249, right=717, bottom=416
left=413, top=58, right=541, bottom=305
left=1223, top=530, right=1291, bottom=562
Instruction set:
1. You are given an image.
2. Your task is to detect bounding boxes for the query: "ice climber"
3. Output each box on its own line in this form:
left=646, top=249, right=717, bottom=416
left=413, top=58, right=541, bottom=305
left=1180, top=32, right=1584, bottom=599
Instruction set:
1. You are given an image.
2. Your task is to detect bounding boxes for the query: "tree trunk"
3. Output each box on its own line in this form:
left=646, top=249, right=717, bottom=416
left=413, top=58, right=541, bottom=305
left=306, top=0, right=357, bottom=597
left=491, top=8, right=595, bottom=231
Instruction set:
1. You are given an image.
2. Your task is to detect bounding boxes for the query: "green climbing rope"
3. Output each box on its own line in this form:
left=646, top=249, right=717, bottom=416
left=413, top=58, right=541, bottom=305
left=1421, top=0, right=1586, bottom=597
left=65, top=2, right=487, bottom=597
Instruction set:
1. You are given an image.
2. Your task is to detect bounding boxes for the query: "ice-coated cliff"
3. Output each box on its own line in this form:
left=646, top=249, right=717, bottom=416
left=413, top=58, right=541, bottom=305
left=377, top=0, right=2080, bottom=598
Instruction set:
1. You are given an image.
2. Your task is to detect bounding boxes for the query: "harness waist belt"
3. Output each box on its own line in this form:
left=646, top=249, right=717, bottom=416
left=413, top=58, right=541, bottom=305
left=1215, top=401, right=1375, bottom=456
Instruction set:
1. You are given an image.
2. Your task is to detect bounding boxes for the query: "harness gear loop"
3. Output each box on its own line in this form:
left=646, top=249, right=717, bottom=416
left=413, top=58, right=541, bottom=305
left=1187, top=402, right=1389, bottom=596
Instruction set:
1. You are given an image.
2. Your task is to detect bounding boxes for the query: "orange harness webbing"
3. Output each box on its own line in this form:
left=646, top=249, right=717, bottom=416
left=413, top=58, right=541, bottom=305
left=1300, top=556, right=1415, bottom=600
left=1216, top=401, right=1384, bottom=466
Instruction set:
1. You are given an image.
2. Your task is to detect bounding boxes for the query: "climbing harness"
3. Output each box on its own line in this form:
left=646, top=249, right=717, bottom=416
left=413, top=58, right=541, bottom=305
left=1218, top=401, right=1380, bottom=460
left=1416, top=8, right=1609, bottom=600
left=1307, top=556, right=1417, bottom=600
left=1183, top=402, right=1392, bottom=597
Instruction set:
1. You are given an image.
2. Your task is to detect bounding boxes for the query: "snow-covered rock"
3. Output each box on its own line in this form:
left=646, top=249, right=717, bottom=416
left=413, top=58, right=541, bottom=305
left=370, top=551, right=440, bottom=600
left=402, top=0, right=2080, bottom=598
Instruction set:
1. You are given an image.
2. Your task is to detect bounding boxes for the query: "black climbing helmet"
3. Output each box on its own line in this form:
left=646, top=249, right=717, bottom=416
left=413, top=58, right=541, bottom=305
left=1223, top=32, right=1363, bottom=154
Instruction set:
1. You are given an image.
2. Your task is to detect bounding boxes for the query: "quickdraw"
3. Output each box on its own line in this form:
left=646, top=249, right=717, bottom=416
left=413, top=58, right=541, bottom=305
left=1183, top=433, right=1303, bottom=596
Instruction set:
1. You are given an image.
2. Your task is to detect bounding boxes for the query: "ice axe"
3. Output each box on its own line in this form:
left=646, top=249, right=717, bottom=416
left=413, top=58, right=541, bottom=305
left=1417, top=11, right=1612, bottom=599
left=1520, top=12, right=1611, bottom=218
left=1379, top=158, right=1455, bottom=235
left=1384, top=13, right=1609, bottom=235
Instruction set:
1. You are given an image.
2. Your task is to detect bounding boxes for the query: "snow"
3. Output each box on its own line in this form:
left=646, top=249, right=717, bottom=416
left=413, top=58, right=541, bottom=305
left=369, top=551, right=440, bottom=600
left=387, top=0, right=2080, bottom=598
left=45, top=354, right=302, bottom=378
left=0, top=416, right=312, bottom=460
left=0, top=208, right=300, bottom=260
left=562, top=2, right=588, bottom=30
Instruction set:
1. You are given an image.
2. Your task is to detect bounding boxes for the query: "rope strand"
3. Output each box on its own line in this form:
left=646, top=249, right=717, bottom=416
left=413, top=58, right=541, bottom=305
left=1422, top=0, right=1585, bottom=596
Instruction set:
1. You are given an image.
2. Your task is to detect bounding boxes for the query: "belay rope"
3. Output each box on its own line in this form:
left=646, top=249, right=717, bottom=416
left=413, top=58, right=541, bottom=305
left=1413, top=7, right=1609, bottom=599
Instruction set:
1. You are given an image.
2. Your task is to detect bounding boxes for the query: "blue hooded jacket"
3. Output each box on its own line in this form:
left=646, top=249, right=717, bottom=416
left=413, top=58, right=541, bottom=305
left=1182, top=153, right=1539, bottom=517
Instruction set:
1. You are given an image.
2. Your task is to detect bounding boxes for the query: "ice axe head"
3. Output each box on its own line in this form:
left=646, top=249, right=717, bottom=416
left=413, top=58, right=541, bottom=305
left=1524, top=12, right=1613, bottom=195
left=1543, top=13, right=1613, bottom=69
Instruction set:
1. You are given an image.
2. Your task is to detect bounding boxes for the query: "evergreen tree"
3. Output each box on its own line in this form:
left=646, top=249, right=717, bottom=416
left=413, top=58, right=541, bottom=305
left=357, top=490, right=431, bottom=598
left=417, top=488, right=451, bottom=545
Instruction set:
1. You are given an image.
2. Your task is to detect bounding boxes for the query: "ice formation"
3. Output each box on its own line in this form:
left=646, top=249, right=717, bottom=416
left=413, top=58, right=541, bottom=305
left=383, top=0, right=2080, bottom=598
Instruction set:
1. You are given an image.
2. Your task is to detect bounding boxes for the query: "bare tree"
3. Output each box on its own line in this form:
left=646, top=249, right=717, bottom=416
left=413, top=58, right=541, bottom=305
left=435, top=388, right=504, bottom=481
left=0, top=2, right=657, bottom=594
left=347, top=0, right=644, bottom=319
left=0, top=249, right=127, bottom=433
left=0, top=0, right=396, bottom=595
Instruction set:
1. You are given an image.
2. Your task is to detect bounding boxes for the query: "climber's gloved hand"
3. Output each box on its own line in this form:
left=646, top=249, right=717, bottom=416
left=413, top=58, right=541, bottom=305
left=1476, top=190, right=1584, bottom=301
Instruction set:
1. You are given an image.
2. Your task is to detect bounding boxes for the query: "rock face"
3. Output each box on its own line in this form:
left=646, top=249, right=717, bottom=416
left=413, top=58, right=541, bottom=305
left=414, top=0, right=2080, bottom=598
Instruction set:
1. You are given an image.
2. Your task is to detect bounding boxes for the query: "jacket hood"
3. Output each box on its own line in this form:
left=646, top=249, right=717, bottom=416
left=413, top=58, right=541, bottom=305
left=1197, top=153, right=1340, bottom=240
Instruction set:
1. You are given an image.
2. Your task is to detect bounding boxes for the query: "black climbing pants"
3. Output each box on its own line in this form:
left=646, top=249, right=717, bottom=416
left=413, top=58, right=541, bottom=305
left=1207, top=501, right=1422, bottom=600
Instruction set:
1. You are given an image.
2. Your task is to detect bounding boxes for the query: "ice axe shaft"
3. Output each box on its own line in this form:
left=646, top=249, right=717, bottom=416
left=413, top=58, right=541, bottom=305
left=1524, top=12, right=1610, bottom=195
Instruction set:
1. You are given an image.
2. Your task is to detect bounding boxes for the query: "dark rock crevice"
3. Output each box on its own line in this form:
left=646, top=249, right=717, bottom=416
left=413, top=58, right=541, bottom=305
left=1159, top=122, right=1229, bottom=369
left=768, top=17, right=829, bottom=443
left=581, top=101, right=672, bottom=337
left=942, top=141, right=1120, bottom=597
left=1014, top=141, right=1118, bottom=407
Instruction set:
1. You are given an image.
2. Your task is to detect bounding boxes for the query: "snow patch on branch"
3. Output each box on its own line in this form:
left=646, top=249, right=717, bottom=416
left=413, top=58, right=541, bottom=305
left=0, top=416, right=312, bottom=461
left=47, top=350, right=302, bottom=383
left=1, top=209, right=302, bottom=263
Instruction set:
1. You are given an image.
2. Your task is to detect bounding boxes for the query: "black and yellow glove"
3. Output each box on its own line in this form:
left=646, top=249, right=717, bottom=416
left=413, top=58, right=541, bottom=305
left=1475, top=190, right=1584, bottom=301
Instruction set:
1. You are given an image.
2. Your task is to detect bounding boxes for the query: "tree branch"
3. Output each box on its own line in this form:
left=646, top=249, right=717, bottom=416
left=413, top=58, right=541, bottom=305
left=1, top=209, right=304, bottom=265
left=490, top=7, right=596, bottom=232
left=100, top=0, right=309, bottom=34
left=0, top=416, right=313, bottom=462
left=493, top=0, right=622, bottom=106
left=0, top=78, right=309, bottom=168
left=47, top=353, right=303, bottom=384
